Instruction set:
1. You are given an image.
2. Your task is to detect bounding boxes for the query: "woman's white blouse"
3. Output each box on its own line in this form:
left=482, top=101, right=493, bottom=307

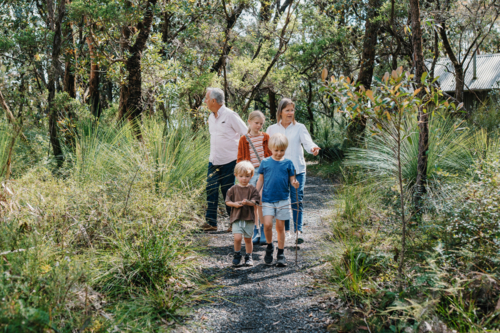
left=266, top=121, right=319, bottom=174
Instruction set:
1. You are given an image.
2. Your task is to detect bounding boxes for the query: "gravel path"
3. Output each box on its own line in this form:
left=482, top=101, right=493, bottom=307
left=185, top=176, right=336, bottom=333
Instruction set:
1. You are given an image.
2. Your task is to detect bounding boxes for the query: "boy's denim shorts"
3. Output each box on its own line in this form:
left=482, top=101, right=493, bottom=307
left=250, top=166, right=260, bottom=187
left=232, top=220, right=254, bottom=238
left=262, top=199, right=292, bottom=221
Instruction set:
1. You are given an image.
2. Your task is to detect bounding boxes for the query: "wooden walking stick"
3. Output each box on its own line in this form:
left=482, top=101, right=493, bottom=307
left=294, top=170, right=300, bottom=266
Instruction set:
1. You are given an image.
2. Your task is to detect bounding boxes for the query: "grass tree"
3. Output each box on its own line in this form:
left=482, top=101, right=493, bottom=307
left=322, top=67, right=455, bottom=289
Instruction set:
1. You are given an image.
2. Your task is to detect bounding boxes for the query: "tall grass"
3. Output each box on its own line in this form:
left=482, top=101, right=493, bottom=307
left=345, top=115, right=487, bottom=190
left=310, top=115, right=347, bottom=162
left=1, top=117, right=210, bottom=332
left=143, top=118, right=209, bottom=193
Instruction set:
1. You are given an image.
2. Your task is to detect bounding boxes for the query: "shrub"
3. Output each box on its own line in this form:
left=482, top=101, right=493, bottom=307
left=1, top=118, right=209, bottom=331
left=345, top=115, right=486, bottom=191
left=433, top=156, right=500, bottom=268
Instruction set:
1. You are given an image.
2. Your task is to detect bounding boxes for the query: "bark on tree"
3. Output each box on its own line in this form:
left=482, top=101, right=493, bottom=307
left=410, top=0, right=429, bottom=215
left=252, top=0, right=274, bottom=60
left=439, top=23, right=464, bottom=103
left=86, top=34, right=101, bottom=118
left=269, top=89, right=277, bottom=121
left=63, top=18, right=76, bottom=102
left=242, top=2, right=295, bottom=114
left=210, top=3, right=247, bottom=74
left=117, top=25, right=131, bottom=122
left=430, top=30, right=439, bottom=81
left=48, top=0, right=65, bottom=168
left=123, top=0, right=157, bottom=136
left=348, top=0, right=381, bottom=145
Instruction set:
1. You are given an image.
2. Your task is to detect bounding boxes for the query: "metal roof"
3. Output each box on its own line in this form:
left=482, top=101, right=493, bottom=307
left=425, top=53, right=500, bottom=93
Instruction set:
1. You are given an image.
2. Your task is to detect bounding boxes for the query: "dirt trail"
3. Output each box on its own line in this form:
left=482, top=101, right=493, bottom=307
left=187, top=176, right=336, bottom=332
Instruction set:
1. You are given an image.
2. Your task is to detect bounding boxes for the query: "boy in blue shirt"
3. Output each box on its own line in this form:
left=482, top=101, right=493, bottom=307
left=256, top=133, right=299, bottom=267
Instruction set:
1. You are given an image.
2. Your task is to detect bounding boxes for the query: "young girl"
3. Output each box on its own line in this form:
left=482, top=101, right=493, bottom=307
left=237, top=110, right=272, bottom=244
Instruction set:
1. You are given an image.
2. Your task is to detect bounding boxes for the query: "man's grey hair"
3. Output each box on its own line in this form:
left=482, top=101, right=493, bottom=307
left=207, top=87, right=225, bottom=105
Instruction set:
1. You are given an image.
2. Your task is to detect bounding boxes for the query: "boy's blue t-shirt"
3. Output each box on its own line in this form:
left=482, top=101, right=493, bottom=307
left=257, top=157, right=295, bottom=203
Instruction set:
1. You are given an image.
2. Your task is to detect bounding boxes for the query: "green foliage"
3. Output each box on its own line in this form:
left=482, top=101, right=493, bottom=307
left=143, top=118, right=209, bottom=193
left=470, top=93, right=500, bottom=133
left=0, top=119, right=209, bottom=332
left=0, top=122, right=12, bottom=178
left=432, top=154, right=500, bottom=267
left=346, top=116, right=486, bottom=189
left=311, top=115, right=347, bottom=162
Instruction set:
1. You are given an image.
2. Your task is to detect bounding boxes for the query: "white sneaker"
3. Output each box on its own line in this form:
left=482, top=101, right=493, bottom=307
left=286, top=231, right=292, bottom=239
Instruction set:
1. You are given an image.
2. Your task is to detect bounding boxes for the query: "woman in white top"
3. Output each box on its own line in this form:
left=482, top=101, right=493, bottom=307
left=266, top=98, right=320, bottom=242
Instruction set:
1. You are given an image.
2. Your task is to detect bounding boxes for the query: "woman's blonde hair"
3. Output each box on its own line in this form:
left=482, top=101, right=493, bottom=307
left=234, top=161, right=255, bottom=176
left=268, top=133, right=289, bottom=150
left=247, top=110, right=265, bottom=133
left=277, top=98, right=296, bottom=124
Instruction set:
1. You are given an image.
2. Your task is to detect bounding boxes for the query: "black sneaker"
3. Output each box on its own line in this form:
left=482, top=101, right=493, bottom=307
left=244, top=254, right=253, bottom=266
left=276, top=253, right=287, bottom=267
left=264, top=246, right=274, bottom=265
left=232, top=252, right=242, bottom=266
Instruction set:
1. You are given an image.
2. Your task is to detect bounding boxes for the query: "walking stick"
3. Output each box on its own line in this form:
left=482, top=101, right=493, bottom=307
left=294, top=170, right=300, bottom=266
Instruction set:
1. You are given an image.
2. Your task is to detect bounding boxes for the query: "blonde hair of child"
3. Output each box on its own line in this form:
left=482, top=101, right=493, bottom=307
left=247, top=110, right=266, bottom=133
left=268, top=133, right=288, bottom=150
left=234, top=161, right=255, bottom=177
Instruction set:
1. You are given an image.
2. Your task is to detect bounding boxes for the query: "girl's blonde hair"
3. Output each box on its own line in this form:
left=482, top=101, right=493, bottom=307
left=234, top=161, right=255, bottom=176
left=268, top=133, right=288, bottom=150
left=277, top=98, right=296, bottom=124
left=247, top=110, right=265, bottom=133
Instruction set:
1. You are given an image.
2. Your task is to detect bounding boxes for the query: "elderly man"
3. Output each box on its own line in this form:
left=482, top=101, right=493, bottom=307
left=201, top=88, right=248, bottom=232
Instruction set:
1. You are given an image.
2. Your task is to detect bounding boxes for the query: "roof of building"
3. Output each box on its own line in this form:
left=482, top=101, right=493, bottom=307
left=426, top=53, right=500, bottom=93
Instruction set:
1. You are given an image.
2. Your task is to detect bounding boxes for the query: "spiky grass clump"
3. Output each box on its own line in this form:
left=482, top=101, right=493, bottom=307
left=345, top=115, right=487, bottom=190
left=0, top=119, right=209, bottom=332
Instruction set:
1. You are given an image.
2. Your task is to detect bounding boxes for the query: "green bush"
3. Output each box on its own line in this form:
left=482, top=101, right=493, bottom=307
left=312, top=115, right=347, bottom=162
left=0, top=118, right=209, bottom=332
left=433, top=156, right=500, bottom=268
left=345, top=115, right=486, bottom=191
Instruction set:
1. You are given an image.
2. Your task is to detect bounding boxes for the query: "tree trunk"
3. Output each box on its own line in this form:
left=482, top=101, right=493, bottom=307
left=307, top=81, right=314, bottom=136
left=439, top=23, right=464, bottom=103
left=86, top=35, right=101, bottom=118
left=48, top=0, right=65, bottom=168
left=410, top=0, right=429, bottom=214
left=63, top=16, right=76, bottom=101
left=269, top=89, right=277, bottom=121
left=430, top=30, right=439, bottom=81
left=117, top=25, right=131, bottom=122
left=118, top=84, right=129, bottom=122
left=210, top=3, right=247, bottom=74
left=125, top=0, right=157, bottom=137
left=349, top=0, right=381, bottom=145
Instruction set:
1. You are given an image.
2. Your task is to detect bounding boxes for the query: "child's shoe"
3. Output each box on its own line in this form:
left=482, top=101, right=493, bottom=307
left=259, top=224, right=267, bottom=245
left=276, top=253, right=287, bottom=267
left=244, top=254, right=253, bottom=266
left=252, top=225, right=260, bottom=244
left=264, top=245, right=274, bottom=265
left=232, top=252, right=242, bottom=266
left=297, top=231, right=304, bottom=244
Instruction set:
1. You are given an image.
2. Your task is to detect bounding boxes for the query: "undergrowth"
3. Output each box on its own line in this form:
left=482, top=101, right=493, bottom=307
left=320, top=115, right=500, bottom=333
left=0, top=118, right=210, bottom=332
